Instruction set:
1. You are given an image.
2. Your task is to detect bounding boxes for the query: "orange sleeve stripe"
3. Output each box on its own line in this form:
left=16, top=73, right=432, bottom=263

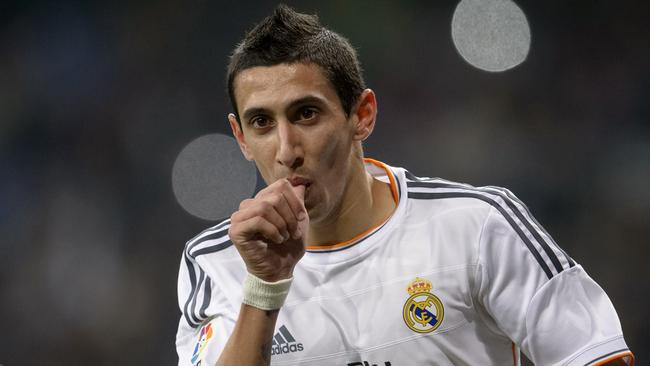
left=508, top=344, right=634, bottom=366
left=592, top=351, right=634, bottom=366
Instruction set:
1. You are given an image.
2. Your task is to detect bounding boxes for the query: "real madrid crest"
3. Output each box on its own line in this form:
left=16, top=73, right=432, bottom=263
left=402, top=277, right=444, bottom=333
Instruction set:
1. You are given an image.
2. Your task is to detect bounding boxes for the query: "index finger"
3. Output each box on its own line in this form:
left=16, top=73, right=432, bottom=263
left=282, top=180, right=307, bottom=221
left=257, top=179, right=307, bottom=220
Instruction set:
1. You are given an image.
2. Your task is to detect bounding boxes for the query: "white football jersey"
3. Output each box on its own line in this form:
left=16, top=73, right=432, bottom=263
left=176, top=159, right=633, bottom=366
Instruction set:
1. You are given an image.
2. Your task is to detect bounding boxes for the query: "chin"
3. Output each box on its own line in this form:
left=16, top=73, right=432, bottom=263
left=304, top=202, right=325, bottom=223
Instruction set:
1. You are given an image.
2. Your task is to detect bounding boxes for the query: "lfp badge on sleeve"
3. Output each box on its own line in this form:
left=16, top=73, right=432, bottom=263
left=191, top=322, right=213, bottom=365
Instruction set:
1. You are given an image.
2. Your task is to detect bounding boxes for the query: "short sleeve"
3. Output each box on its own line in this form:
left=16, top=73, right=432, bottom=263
left=176, top=251, right=236, bottom=366
left=476, top=204, right=633, bottom=365
left=524, top=266, right=632, bottom=365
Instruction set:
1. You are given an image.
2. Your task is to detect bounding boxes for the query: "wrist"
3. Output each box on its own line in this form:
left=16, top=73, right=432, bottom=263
left=242, top=273, right=293, bottom=310
left=254, top=271, right=293, bottom=283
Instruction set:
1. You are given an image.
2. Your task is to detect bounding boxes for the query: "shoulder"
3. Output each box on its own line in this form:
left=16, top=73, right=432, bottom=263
left=402, top=169, right=575, bottom=280
left=404, top=169, right=517, bottom=212
left=402, top=169, right=546, bottom=231
left=177, top=218, right=241, bottom=331
left=402, top=169, right=502, bottom=222
left=183, top=218, right=237, bottom=265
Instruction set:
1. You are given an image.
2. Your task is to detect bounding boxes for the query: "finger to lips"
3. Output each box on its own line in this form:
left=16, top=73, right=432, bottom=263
left=249, top=179, right=306, bottom=239
left=232, top=201, right=290, bottom=241
left=286, top=182, right=307, bottom=221
left=257, top=200, right=290, bottom=241
left=238, top=216, right=285, bottom=244
left=258, top=179, right=306, bottom=223
left=254, top=178, right=289, bottom=199
left=275, top=192, right=299, bottom=239
left=292, top=183, right=305, bottom=201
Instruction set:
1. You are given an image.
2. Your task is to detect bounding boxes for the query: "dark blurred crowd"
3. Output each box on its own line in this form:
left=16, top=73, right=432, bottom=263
left=1, top=1, right=647, bottom=365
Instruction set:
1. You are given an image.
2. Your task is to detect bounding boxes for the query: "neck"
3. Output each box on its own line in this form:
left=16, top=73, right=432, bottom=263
left=306, top=159, right=396, bottom=246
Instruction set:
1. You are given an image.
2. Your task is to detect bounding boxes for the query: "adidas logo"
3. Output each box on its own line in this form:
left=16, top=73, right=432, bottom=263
left=271, top=325, right=304, bottom=355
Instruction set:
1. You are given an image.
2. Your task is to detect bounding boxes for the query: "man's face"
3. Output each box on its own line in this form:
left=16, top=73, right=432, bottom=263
left=229, top=63, right=363, bottom=223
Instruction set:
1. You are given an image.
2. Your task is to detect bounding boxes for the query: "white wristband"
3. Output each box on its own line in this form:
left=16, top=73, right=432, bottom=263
left=242, top=273, right=293, bottom=310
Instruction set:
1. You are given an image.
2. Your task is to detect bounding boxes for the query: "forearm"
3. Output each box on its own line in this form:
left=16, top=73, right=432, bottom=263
left=216, top=304, right=279, bottom=366
left=216, top=181, right=307, bottom=366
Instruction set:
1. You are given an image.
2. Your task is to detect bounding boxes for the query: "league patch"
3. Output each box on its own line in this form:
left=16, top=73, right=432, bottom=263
left=191, top=322, right=213, bottom=365
left=402, top=277, right=444, bottom=333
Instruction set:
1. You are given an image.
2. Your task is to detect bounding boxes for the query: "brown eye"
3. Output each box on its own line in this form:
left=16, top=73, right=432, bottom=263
left=251, top=117, right=271, bottom=128
left=299, top=107, right=317, bottom=121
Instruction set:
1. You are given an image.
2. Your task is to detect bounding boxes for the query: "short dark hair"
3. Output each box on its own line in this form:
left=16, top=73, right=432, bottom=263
left=227, top=4, right=366, bottom=123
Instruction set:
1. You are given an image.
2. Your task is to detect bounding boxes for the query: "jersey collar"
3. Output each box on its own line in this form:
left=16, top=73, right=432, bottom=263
left=302, top=159, right=404, bottom=259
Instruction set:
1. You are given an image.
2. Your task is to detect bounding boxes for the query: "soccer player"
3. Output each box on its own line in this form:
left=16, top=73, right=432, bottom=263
left=176, top=5, right=634, bottom=366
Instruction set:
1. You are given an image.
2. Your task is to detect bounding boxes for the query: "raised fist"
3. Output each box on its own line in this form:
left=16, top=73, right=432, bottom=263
left=228, top=179, right=309, bottom=282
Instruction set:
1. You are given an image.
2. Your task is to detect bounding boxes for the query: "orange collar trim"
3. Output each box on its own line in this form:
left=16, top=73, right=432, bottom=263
left=305, top=159, right=398, bottom=252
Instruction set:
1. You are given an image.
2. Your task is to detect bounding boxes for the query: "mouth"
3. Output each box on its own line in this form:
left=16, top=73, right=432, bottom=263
left=287, top=177, right=313, bottom=200
left=287, top=176, right=311, bottom=188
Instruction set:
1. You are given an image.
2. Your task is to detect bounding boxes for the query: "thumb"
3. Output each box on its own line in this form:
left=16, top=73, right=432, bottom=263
left=292, top=184, right=306, bottom=202
left=290, top=185, right=309, bottom=232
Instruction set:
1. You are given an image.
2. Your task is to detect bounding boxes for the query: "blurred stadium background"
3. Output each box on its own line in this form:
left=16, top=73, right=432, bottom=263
left=0, top=1, right=647, bottom=364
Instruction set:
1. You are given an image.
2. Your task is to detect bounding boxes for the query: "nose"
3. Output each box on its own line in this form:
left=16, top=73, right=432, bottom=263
left=276, top=121, right=304, bottom=170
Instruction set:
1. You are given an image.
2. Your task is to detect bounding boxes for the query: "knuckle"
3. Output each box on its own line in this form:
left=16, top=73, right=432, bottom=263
left=227, top=225, right=241, bottom=242
left=279, top=179, right=291, bottom=189
left=251, top=216, right=263, bottom=226
left=286, top=218, right=297, bottom=229
left=230, top=211, right=241, bottom=222
left=239, top=198, right=252, bottom=210
left=258, top=200, right=273, bottom=212
left=269, top=194, right=282, bottom=207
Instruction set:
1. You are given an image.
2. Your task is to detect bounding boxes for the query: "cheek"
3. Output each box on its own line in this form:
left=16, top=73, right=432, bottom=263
left=312, top=130, right=353, bottom=202
left=314, top=128, right=352, bottom=169
left=248, top=139, right=276, bottom=183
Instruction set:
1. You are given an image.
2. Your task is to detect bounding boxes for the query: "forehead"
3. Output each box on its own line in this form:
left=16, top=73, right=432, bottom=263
left=233, top=63, right=341, bottom=114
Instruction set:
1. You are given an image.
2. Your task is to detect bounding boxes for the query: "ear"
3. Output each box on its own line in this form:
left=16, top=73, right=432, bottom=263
left=351, top=89, right=377, bottom=141
left=228, top=113, right=254, bottom=161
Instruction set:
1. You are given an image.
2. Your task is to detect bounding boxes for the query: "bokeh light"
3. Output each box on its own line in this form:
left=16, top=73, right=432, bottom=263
left=451, top=0, right=531, bottom=72
left=172, top=133, right=257, bottom=220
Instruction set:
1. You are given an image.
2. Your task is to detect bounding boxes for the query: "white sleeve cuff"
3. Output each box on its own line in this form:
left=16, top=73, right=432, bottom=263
left=563, top=335, right=633, bottom=366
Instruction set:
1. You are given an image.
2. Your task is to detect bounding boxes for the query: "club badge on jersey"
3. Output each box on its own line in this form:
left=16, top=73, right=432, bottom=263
left=402, top=277, right=445, bottom=333
left=191, top=322, right=213, bottom=365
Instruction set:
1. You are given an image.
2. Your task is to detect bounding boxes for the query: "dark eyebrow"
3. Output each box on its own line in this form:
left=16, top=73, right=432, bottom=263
left=241, top=95, right=328, bottom=121
left=241, top=107, right=269, bottom=122
left=286, top=95, right=327, bottom=110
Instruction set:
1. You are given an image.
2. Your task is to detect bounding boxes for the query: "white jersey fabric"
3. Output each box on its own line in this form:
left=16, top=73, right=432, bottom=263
left=176, top=159, right=633, bottom=366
